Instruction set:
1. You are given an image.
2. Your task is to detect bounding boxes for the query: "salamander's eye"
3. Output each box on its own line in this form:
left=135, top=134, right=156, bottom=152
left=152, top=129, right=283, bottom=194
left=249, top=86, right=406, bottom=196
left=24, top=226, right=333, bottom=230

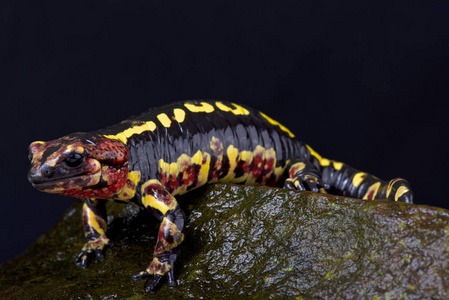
left=65, top=153, right=84, bottom=168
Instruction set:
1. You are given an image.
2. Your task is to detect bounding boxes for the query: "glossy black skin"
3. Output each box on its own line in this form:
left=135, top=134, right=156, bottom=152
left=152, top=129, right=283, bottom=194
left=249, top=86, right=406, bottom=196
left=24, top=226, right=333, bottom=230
left=97, top=100, right=412, bottom=202
left=96, top=100, right=305, bottom=195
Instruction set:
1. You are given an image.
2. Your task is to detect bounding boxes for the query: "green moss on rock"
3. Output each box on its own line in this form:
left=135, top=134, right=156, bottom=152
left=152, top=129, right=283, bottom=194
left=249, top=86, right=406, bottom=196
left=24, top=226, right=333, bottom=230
left=1, top=183, right=449, bottom=299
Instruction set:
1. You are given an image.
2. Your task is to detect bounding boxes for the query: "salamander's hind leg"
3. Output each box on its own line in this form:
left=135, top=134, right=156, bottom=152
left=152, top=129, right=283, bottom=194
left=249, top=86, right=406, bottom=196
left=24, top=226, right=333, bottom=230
left=284, top=161, right=330, bottom=192
left=132, top=180, right=185, bottom=293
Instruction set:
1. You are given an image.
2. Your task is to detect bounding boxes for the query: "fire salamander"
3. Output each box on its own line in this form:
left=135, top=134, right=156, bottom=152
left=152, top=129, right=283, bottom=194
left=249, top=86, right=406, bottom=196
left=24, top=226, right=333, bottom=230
left=27, top=100, right=413, bottom=292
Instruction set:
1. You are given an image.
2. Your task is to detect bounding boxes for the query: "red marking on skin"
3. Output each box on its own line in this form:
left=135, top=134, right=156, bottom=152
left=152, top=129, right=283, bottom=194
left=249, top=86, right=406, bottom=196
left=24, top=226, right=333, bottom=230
left=143, top=183, right=176, bottom=207
left=154, top=218, right=183, bottom=255
left=250, top=152, right=264, bottom=179
left=160, top=159, right=203, bottom=193
left=209, top=147, right=224, bottom=181
left=60, top=164, right=128, bottom=199
left=160, top=171, right=167, bottom=186
left=234, top=159, right=250, bottom=178
left=121, top=178, right=136, bottom=198
left=29, top=142, right=44, bottom=154
left=167, top=174, right=179, bottom=194
left=89, top=137, right=128, bottom=165
left=260, top=156, right=276, bottom=184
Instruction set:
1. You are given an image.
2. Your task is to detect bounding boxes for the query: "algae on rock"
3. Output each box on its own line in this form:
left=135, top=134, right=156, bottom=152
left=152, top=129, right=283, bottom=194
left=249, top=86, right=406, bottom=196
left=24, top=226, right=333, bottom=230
left=1, top=183, right=449, bottom=299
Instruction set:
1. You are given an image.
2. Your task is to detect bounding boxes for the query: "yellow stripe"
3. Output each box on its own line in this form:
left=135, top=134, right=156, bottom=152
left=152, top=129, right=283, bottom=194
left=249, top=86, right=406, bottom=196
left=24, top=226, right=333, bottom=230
left=305, top=144, right=331, bottom=167
left=141, top=179, right=177, bottom=215
left=352, top=172, right=367, bottom=188
left=386, top=178, right=403, bottom=198
left=395, top=186, right=409, bottom=201
left=173, top=108, right=186, bottom=123
left=117, top=170, right=141, bottom=200
left=104, top=121, right=157, bottom=144
left=192, top=150, right=211, bottom=186
left=362, top=181, right=381, bottom=200
left=184, top=102, right=214, bottom=113
left=86, top=205, right=106, bottom=236
left=157, top=113, right=171, bottom=128
left=215, top=102, right=250, bottom=115
left=259, top=112, right=295, bottom=138
left=220, top=145, right=240, bottom=182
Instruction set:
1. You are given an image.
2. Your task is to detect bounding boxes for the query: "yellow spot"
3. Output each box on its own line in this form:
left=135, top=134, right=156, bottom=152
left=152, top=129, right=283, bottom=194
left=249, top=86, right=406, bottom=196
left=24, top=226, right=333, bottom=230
left=141, top=179, right=177, bottom=214
left=333, top=161, right=343, bottom=170
left=104, top=121, right=157, bottom=144
left=259, top=112, right=295, bottom=138
left=159, top=159, right=170, bottom=173
left=395, top=186, right=410, bottom=202
left=362, top=181, right=381, bottom=200
left=240, top=150, right=253, bottom=162
left=221, top=145, right=240, bottom=182
left=184, top=102, right=214, bottom=113
left=192, top=150, right=203, bottom=165
left=173, top=108, right=186, bottom=123
left=157, top=113, right=171, bottom=128
left=215, top=101, right=250, bottom=115
left=305, top=145, right=332, bottom=167
left=275, top=160, right=290, bottom=178
left=352, top=172, right=367, bottom=188
left=320, top=158, right=330, bottom=166
left=192, top=150, right=211, bottom=187
left=117, top=170, right=141, bottom=200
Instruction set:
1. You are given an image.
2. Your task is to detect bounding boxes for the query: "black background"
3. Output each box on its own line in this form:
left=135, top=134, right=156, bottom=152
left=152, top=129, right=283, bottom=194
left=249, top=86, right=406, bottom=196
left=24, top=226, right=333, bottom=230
left=1, top=1, right=448, bottom=264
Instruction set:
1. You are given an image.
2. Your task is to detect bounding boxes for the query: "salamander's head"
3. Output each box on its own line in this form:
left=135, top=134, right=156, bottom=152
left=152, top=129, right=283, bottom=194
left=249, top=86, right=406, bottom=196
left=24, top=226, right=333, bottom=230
left=28, top=133, right=129, bottom=199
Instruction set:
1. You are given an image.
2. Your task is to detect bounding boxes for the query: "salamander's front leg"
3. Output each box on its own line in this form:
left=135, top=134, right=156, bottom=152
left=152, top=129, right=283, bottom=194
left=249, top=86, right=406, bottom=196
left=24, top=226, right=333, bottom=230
left=284, top=161, right=330, bottom=192
left=74, top=199, right=112, bottom=268
left=132, top=180, right=185, bottom=293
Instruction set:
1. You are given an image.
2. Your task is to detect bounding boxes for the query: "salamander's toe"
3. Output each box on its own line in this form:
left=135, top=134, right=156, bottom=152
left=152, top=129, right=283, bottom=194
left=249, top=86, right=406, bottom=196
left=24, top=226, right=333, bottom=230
left=145, top=275, right=163, bottom=293
left=285, top=175, right=329, bottom=193
left=132, top=270, right=151, bottom=281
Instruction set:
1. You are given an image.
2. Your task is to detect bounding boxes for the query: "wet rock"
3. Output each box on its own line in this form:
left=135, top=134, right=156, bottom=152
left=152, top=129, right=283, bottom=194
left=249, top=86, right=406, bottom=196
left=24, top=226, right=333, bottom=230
left=1, top=183, right=449, bottom=299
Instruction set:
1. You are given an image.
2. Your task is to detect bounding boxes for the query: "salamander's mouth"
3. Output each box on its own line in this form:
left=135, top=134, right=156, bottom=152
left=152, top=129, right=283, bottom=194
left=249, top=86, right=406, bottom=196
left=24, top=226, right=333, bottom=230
left=29, top=173, right=101, bottom=193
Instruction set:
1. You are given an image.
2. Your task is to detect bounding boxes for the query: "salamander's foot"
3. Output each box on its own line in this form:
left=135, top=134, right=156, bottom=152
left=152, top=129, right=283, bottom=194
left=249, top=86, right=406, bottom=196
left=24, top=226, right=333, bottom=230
left=285, top=174, right=330, bottom=193
left=132, top=252, right=178, bottom=293
left=387, top=178, right=413, bottom=203
left=74, top=236, right=113, bottom=268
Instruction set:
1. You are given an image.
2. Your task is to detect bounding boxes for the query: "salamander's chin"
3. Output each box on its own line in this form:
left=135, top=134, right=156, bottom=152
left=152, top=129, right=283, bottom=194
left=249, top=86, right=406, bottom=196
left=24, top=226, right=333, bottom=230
left=30, top=173, right=102, bottom=193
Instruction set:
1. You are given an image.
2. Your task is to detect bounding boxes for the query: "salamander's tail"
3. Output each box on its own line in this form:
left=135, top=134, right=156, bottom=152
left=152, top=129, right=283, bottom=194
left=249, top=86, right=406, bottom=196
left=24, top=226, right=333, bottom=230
left=297, top=145, right=413, bottom=203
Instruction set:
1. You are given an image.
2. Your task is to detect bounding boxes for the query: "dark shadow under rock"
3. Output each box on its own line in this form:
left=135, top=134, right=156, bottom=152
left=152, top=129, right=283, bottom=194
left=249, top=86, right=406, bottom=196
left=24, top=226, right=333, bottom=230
left=1, top=183, right=449, bottom=299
